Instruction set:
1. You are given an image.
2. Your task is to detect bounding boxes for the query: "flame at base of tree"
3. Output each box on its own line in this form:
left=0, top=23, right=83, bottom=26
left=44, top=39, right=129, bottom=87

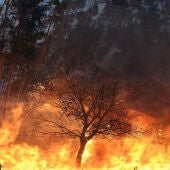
left=0, top=104, right=170, bottom=169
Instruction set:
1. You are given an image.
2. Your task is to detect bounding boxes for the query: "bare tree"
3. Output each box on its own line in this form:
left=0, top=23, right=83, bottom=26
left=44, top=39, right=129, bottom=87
left=32, top=75, right=132, bottom=167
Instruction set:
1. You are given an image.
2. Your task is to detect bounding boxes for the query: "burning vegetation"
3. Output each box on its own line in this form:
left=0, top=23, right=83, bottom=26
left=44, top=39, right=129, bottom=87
left=1, top=0, right=170, bottom=169
left=30, top=76, right=133, bottom=167
left=0, top=98, right=170, bottom=169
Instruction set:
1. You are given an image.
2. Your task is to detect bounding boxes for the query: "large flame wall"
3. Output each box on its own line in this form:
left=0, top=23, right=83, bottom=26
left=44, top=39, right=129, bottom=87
left=0, top=103, right=170, bottom=169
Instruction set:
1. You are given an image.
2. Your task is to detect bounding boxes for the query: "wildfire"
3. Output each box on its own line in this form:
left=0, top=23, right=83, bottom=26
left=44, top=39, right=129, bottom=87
left=0, top=104, right=170, bottom=169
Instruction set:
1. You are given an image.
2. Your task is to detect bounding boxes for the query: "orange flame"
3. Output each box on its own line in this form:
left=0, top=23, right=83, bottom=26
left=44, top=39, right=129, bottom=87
left=0, top=104, right=170, bottom=169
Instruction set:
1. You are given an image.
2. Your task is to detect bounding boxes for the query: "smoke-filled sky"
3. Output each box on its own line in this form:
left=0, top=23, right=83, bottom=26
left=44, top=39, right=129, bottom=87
left=1, top=0, right=170, bottom=127
left=57, top=0, right=170, bottom=127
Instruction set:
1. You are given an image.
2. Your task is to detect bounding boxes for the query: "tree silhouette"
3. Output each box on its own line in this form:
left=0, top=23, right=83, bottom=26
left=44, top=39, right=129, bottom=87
left=32, top=75, right=132, bottom=167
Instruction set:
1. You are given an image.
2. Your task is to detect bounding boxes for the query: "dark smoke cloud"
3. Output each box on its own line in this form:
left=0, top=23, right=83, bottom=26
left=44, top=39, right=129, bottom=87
left=50, top=1, right=170, bottom=126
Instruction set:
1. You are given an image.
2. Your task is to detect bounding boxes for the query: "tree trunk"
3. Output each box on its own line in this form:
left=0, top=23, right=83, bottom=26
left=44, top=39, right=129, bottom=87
left=0, top=55, right=4, bottom=79
left=17, top=68, right=26, bottom=102
left=2, top=63, right=14, bottom=119
left=76, top=139, right=87, bottom=168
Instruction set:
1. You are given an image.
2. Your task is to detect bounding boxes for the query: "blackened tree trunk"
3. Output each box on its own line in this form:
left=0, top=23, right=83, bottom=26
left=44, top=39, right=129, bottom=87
left=2, top=63, right=14, bottom=119
left=76, top=139, right=88, bottom=168
left=17, top=68, right=26, bottom=102
left=0, top=56, right=3, bottom=78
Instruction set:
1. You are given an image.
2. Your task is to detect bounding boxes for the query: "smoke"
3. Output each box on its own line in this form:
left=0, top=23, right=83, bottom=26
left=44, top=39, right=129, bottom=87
left=55, top=1, right=170, bottom=127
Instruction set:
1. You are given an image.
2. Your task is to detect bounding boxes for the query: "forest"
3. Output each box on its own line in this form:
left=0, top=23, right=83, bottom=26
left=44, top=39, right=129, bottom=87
left=0, top=0, right=170, bottom=169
